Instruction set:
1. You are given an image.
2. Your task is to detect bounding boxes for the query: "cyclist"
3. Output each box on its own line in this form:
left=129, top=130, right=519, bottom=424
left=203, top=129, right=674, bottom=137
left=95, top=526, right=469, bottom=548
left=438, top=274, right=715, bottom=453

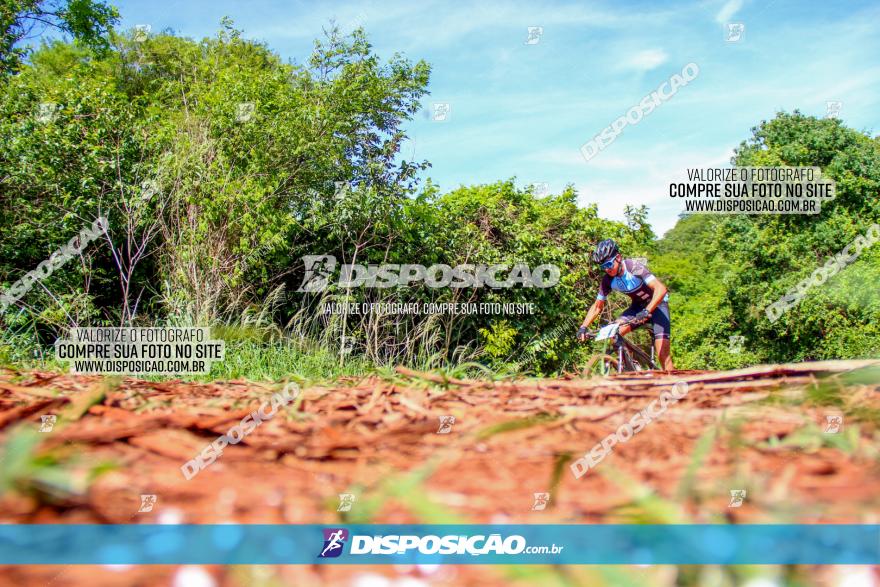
left=577, top=239, right=675, bottom=370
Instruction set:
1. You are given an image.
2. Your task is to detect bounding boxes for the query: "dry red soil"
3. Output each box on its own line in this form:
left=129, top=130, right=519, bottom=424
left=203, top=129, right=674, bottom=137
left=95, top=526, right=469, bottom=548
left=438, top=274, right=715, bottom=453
left=1, top=361, right=878, bottom=586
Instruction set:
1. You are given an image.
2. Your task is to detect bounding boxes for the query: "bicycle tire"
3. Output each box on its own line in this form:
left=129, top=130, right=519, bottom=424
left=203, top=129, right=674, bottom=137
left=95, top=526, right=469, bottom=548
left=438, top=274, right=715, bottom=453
left=584, top=354, right=619, bottom=377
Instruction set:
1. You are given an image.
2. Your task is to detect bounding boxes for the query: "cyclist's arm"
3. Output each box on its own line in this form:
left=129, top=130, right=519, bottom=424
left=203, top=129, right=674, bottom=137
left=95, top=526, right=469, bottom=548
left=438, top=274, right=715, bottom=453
left=582, top=298, right=605, bottom=328
left=644, top=278, right=668, bottom=313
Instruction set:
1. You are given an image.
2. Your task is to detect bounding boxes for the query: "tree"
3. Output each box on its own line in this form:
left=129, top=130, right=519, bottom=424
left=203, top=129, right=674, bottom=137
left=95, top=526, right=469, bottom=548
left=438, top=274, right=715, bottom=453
left=654, top=111, right=880, bottom=367
left=0, top=0, right=118, bottom=76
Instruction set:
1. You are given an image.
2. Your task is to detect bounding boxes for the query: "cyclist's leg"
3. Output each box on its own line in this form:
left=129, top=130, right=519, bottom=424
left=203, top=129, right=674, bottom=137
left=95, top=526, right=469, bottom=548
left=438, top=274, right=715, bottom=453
left=616, top=304, right=640, bottom=336
left=651, top=302, right=674, bottom=370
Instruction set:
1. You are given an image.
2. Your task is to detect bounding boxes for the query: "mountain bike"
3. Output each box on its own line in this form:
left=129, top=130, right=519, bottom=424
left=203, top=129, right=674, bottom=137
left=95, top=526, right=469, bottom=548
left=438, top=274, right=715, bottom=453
left=581, top=315, right=659, bottom=376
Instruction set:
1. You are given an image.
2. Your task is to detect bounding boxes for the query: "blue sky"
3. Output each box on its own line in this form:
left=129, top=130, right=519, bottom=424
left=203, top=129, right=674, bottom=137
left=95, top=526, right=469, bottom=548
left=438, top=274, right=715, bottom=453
left=108, top=0, right=880, bottom=236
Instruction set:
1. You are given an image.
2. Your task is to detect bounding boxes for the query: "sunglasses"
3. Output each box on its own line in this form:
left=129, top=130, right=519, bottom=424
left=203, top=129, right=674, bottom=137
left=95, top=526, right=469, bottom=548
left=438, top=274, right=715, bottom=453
left=600, top=258, right=616, bottom=270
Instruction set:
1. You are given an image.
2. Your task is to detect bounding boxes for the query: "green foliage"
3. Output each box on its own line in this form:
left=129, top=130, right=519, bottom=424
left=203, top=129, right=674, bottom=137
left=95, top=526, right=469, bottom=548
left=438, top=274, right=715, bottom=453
left=0, top=0, right=118, bottom=76
left=2, top=13, right=878, bottom=378
left=654, top=111, right=880, bottom=368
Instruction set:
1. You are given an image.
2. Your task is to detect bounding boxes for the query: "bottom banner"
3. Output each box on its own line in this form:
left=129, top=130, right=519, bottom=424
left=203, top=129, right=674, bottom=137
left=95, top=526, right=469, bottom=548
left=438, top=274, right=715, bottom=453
left=0, top=524, right=877, bottom=564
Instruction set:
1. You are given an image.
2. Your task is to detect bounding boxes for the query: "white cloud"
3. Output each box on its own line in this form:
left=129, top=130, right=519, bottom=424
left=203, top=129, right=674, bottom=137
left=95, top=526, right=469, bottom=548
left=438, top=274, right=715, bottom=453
left=622, top=48, right=669, bottom=72
left=575, top=148, right=733, bottom=234
left=716, top=0, right=744, bottom=24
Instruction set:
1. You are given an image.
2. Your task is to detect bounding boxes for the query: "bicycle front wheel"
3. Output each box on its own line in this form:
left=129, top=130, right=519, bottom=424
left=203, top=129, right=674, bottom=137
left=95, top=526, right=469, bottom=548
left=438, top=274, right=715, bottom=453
left=583, top=354, right=619, bottom=377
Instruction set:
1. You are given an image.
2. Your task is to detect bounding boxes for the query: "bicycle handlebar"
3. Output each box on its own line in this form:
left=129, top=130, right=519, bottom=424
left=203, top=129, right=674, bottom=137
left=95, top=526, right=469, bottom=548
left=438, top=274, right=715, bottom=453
left=580, top=315, right=649, bottom=340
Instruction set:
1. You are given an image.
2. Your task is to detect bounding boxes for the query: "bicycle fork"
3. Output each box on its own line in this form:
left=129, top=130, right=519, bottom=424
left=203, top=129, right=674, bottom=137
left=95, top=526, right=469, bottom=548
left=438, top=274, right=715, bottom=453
left=611, top=337, right=624, bottom=374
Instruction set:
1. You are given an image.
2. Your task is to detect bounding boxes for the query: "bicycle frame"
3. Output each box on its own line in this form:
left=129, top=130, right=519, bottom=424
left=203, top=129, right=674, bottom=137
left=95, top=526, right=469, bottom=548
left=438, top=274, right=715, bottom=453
left=590, top=320, right=659, bottom=373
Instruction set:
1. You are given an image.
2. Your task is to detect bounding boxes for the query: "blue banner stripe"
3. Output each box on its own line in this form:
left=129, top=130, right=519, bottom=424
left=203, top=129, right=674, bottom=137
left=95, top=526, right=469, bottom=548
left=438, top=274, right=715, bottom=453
left=0, top=525, right=877, bottom=565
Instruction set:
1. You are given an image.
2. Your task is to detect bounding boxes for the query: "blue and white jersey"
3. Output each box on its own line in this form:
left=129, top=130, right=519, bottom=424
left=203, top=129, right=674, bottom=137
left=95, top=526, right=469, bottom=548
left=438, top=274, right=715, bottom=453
left=597, top=259, right=669, bottom=305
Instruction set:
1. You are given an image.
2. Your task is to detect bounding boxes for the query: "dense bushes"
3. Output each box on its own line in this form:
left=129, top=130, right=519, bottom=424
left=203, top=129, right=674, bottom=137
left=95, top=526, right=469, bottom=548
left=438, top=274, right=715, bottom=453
left=0, top=25, right=650, bottom=374
left=651, top=113, right=880, bottom=368
left=1, top=23, right=877, bottom=375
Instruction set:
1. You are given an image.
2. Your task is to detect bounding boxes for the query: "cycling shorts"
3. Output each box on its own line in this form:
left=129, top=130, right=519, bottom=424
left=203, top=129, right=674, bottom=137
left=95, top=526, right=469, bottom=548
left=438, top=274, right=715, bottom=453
left=620, top=301, right=671, bottom=340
